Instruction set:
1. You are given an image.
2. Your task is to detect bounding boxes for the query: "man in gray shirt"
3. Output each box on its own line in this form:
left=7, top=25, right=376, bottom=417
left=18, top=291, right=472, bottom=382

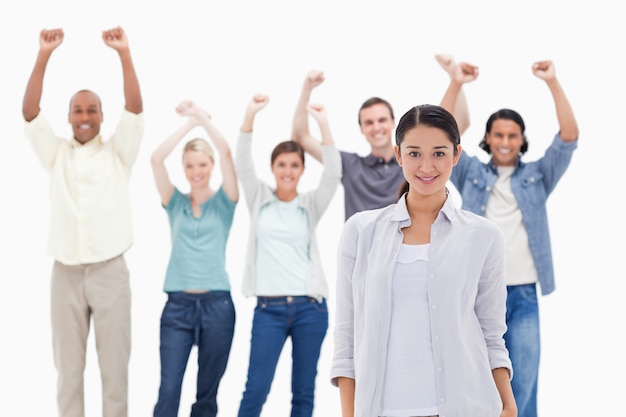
left=292, top=62, right=469, bottom=221
left=291, top=70, right=401, bottom=221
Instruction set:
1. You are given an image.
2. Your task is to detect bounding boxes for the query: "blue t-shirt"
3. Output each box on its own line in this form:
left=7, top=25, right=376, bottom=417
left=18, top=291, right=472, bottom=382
left=163, top=187, right=236, bottom=292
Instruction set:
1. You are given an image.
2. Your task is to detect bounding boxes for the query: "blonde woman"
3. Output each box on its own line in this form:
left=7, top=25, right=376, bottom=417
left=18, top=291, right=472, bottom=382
left=150, top=100, right=238, bottom=417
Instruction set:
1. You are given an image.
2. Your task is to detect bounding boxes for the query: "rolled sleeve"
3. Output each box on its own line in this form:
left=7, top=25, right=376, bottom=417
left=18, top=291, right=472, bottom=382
left=330, top=216, right=358, bottom=386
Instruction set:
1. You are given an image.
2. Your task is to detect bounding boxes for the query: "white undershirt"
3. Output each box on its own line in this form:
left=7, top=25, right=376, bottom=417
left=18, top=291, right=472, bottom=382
left=486, top=166, right=538, bottom=286
left=381, top=244, right=438, bottom=417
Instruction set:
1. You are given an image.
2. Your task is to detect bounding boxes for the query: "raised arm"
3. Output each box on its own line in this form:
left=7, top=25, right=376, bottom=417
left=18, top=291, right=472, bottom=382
left=179, top=100, right=239, bottom=202
left=532, top=60, right=579, bottom=142
left=22, top=28, right=64, bottom=121
left=436, top=54, right=478, bottom=135
left=291, top=69, right=325, bottom=162
left=240, top=93, right=269, bottom=133
left=102, top=26, right=142, bottom=114
left=237, top=94, right=270, bottom=209
left=306, top=103, right=334, bottom=147
left=306, top=102, right=342, bottom=218
left=150, top=107, right=198, bottom=206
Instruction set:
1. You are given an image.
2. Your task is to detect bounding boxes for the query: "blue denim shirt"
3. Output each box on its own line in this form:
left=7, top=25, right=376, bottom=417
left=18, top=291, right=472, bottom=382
left=450, top=133, right=577, bottom=296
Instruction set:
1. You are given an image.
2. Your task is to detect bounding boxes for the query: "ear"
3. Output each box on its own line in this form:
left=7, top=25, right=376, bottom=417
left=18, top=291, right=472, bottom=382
left=394, top=145, right=402, bottom=166
left=453, top=145, right=463, bottom=166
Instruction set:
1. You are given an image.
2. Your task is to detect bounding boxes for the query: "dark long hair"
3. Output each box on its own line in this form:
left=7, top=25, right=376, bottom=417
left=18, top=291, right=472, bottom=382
left=479, top=108, right=528, bottom=155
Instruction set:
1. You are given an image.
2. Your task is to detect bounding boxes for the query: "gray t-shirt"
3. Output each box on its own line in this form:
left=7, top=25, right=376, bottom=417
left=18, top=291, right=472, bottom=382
left=340, top=151, right=405, bottom=221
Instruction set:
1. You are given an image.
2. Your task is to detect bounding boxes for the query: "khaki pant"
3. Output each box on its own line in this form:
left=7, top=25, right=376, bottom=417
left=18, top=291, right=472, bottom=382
left=51, top=254, right=131, bottom=417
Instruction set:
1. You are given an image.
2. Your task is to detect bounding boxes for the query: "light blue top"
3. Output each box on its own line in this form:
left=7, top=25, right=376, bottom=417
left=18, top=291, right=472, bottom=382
left=163, top=187, right=236, bottom=292
left=331, top=194, right=512, bottom=417
left=235, top=131, right=342, bottom=300
left=256, top=197, right=310, bottom=295
left=450, top=133, right=577, bottom=295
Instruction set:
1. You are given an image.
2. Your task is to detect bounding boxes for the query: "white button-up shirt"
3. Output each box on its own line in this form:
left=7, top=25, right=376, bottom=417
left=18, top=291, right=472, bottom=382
left=25, top=110, right=144, bottom=265
left=331, top=194, right=512, bottom=417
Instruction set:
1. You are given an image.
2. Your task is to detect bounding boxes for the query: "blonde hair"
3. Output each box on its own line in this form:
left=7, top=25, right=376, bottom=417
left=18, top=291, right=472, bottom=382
left=183, top=138, right=214, bottom=163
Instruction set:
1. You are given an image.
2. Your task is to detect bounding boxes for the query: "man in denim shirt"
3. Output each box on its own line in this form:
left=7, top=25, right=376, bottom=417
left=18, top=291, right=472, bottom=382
left=440, top=58, right=579, bottom=417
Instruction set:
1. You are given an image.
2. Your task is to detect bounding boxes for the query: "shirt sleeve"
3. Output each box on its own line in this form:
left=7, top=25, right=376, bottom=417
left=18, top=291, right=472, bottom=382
left=330, top=214, right=359, bottom=386
left=475, top=224, right=514, bottom=379
left=23, top=111, right=63, bottom=173
left=109, top=109, right=145, bottom=167
left=235, top=131, right=263, bottom=212
left=308, top=144, right=342, bottom=223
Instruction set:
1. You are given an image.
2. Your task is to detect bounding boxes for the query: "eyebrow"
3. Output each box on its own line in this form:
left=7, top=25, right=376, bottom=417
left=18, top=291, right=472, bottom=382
left=72, top=104, right=99, bottom=109
left=405, top=144, right=449, bottom=149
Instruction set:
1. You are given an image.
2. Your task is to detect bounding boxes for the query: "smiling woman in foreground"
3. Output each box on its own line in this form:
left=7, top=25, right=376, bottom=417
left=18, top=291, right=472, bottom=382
left=331, top=104, right=517, bottom=417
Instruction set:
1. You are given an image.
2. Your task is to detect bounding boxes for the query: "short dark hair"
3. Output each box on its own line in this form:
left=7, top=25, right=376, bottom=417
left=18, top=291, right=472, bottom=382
left=270, top=141, right=305, bottom=166
left=396, top=104, right=460, bottom=197
left=358, top=97, right=394, bottom=126
left=479, top=108, right=528, bottom=155
left=69, top=89, right=102, bottom=113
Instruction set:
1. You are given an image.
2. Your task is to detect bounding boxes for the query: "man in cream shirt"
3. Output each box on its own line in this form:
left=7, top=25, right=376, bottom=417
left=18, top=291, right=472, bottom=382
left=22, top=26, right=143, bottom=417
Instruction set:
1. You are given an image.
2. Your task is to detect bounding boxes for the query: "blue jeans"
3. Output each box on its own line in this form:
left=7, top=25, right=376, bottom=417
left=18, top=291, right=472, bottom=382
left=238, top=296, right=328, bottom=417
left=154, top=291, right=235, bottom=417
left=505, top=284, right=540, bottom=417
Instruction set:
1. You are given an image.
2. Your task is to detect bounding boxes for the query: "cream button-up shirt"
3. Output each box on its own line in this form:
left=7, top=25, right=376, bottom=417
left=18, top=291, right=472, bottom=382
left=25, top=110, right=144, bottom=265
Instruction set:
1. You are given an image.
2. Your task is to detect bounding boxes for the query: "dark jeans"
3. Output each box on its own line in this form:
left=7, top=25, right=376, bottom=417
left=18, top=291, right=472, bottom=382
left=154, top=291, right=235, bottom=417
left=238, top=296, right=328, bottom=417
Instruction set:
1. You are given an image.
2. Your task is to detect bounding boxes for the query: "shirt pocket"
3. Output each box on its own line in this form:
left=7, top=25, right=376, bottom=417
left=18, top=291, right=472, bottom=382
left=462, top=175, right=489, bottom=211
left=519, top=171, right=547, bottom=205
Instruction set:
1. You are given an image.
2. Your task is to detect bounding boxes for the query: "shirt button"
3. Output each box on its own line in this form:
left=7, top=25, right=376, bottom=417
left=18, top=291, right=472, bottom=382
left=437, top=367, right=442, bottom=372
left=530, top=177, right=535, bottom=182
left=480, top=205, right=486, bottom=212
left=287, top=296, right=293, bottom=303
left=440, top=397, right=445, bottom=403
left=472, top=178, right=478, bottom=184
left=434, top=336, right=439, bottom=341
left=486, top=186, right=491, bottom=191
left=431, top=305, right=437, bottom=310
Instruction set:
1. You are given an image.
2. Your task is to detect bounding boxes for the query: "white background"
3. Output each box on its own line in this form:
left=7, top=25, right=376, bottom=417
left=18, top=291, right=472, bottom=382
left=0, top=0, right=624, bottom=416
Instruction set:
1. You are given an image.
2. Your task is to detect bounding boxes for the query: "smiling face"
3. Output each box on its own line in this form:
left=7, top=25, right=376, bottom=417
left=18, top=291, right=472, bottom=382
left=395, top=125, right=461, bottom=197
left=68, top=91, right=103, bottom=144
left=183, top=149, right=214, bottom=189
left=359, top=103, right=395, bottom=152
left=271, top=151, right=304, bottom=195
left=485, top=118, right=524, bottom=166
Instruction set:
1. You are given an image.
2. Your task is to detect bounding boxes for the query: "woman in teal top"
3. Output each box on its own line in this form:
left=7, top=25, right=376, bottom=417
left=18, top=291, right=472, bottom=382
left=150, top=100, right=239, bottom=417
left=235, top=94, right=342, bottom=417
